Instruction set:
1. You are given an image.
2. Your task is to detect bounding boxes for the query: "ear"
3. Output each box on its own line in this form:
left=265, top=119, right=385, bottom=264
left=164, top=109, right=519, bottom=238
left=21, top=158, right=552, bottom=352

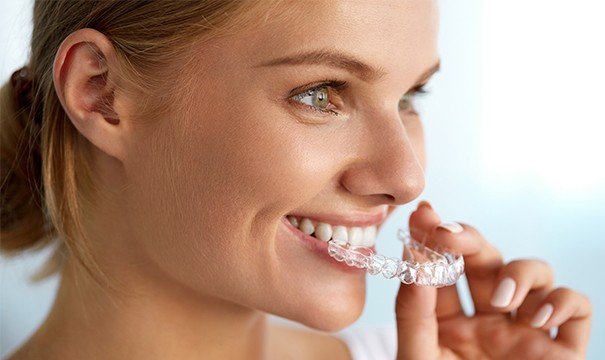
left=52, top=28, right=127, bottom=162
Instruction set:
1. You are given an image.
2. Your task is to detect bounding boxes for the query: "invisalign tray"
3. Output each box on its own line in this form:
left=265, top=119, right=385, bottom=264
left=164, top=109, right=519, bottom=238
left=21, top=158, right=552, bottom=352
left=327, top=227, right=464, bottom=288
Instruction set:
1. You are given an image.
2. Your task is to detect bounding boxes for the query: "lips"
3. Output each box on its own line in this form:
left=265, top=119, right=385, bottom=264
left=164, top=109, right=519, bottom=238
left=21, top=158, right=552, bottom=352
left=280, top=216, right=371, bottom=273
left=286, top=207, right=388, bottom=228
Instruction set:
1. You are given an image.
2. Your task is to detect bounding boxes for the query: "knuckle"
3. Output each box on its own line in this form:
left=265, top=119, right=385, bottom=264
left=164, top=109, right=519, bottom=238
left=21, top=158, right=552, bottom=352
left=504, top=261, right=555, bottom=289
left=586, top=299, right=593, bottom=315
left=456, top=221, right=472, bottom=231
left=502, top=258, right=526, bottom=273
left=458, top=222, right=483, bottom=240
left=525, top=257, right=552, bottom=269
left=395, top=292, right=423, bottom=317
left=517, top=336, right=548, bottom=359
left=438, top=320, right=474, bottom=344
left=485, top=327, right=511, bottom=349
left=496, top=259, right=524, bottom=277
left=506, top=259, right=524, bottom=267
left=577, top=291, right=593, bottom=314
left=558, top=286, right=574, bottom=296
left=584, top=293, right=592, bottom=307
left=505, top=257, right=550, bottom=270
left=549, top=286, right=573, bottom=300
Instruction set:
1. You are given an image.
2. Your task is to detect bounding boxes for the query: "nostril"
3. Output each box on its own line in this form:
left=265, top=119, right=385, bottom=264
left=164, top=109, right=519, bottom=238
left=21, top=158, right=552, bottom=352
left=384, top=194, right=396, bottom=202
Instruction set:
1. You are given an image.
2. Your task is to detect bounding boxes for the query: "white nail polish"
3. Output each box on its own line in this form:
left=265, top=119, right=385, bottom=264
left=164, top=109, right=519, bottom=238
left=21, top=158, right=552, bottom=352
left=530, top=303, right=554, bottom=328
left=490, top=277, right=516, bottom=308
left=436, top=221, right=463, bottom=234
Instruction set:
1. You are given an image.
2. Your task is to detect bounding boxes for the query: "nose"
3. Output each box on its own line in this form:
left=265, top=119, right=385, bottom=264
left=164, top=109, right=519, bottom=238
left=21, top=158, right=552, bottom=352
left=339, top=110, right=425, bottom=206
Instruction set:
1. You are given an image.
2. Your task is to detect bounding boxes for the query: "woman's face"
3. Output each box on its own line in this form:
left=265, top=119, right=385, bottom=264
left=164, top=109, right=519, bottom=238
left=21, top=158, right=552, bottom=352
left=123, top=0, right=438, bottom=331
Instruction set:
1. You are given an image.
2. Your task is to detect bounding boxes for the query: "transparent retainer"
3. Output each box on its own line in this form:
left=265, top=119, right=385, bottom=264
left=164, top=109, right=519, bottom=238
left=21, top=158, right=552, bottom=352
left=327, top=228, right=465, bottom=288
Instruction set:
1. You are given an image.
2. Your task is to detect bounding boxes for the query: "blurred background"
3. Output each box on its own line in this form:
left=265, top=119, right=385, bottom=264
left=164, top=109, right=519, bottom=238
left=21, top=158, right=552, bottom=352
left=2, top=0, right=604, bottom=358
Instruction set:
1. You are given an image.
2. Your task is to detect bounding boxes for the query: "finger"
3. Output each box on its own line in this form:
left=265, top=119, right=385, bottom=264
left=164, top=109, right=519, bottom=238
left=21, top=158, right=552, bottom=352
left=436, top=284, right=464, bottom=320
left=515, top=287, right=552, bottom=335
left=489, top=258, right=554, bottom=313
left=395, top=280, right=440, bottom=359
left=490, top=258, right=555, bottom=336
left=530, top=287, right=593, bottom=355
left=432, top=222, right=504, bottom=314
left=408, top=202, right=464, bottom=319
left=408, top=201, right=441, bottom=243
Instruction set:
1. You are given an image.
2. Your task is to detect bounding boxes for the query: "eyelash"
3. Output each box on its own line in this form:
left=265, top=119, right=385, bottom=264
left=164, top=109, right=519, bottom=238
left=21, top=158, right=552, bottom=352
left=289, top=79, right=430, bottom=116
left=289, top=79, right=348, bottom=116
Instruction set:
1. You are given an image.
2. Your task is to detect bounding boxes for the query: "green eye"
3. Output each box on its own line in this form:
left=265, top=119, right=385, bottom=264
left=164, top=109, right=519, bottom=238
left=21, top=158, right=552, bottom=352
left=398, top=94, right=413, bottom=112
left=292, top=86, right=332, bottom=113
left=290, top=79, right=347, bottom=116
left=398, top=84, right=429, bottom=115
left=309, top=86, right=330, bottom=109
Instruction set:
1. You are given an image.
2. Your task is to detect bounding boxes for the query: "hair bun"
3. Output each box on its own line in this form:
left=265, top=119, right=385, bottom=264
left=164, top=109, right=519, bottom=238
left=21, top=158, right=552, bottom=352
left=10, top=66, right=37, bottom=121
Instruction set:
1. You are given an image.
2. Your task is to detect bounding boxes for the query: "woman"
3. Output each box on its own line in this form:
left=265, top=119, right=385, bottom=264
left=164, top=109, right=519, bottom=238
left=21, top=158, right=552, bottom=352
left=1, top=1, right=592, bottom=359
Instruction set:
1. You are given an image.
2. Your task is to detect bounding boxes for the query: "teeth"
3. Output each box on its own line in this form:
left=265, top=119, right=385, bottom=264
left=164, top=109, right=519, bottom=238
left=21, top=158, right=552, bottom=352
left=347, top=227, right=364, bottom=247
left=362, top=226, right=377, bottom=247
left=331, top=226, right=348, bottom=245
left=299, top=218, right=314, bottom=235
left=287, top=215, right=299, bottom=228
left=314, top=222, right=333, bottom=242
left=288, top=215, right=378, bottom=248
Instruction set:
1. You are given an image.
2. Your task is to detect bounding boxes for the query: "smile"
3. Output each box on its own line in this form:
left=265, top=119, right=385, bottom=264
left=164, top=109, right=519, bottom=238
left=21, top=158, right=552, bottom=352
left=285, top=215, right=378, bottom=248
left=280, top=215, right=377, bottom=273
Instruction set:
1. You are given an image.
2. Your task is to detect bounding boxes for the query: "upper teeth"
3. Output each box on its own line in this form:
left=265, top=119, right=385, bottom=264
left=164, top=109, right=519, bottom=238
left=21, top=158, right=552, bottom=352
left=287, top=215, right=377, bottom=247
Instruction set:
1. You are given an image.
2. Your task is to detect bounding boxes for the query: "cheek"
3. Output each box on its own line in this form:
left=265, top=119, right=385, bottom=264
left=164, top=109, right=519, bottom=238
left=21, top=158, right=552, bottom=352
left=123, top=97, right=369, bottom=330
left=198, top=107, right=341, bottom=213
left=137, top=99, right=343, bottom=269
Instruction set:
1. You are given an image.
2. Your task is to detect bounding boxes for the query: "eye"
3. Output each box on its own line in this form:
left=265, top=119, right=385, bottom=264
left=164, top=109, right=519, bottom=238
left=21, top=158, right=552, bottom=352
left=289, top=80, right=347, bottom=116
left=289, top=80, right=430, bottom=117
left=398, top=83, right=430, bottom=115
left=398, top=95, right=413, bottom=112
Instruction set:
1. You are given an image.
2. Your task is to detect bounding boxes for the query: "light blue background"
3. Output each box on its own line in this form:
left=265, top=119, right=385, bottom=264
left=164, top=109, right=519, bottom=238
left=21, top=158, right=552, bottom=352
left=2, top=1, right=604, bottom=358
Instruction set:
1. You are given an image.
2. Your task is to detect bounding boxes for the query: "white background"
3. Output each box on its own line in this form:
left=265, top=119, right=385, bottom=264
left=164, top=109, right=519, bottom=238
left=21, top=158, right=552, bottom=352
left=2, top=1, right=604, bottom=358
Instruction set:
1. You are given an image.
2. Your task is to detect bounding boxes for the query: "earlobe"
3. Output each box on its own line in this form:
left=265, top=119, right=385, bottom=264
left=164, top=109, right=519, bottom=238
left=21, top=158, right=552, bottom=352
left=52, top=28, right=126, bottom=161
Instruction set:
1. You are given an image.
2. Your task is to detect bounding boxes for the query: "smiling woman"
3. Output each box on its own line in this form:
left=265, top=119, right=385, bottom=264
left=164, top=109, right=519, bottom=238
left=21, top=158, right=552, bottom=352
left=0, top=1, right=593, bottom=360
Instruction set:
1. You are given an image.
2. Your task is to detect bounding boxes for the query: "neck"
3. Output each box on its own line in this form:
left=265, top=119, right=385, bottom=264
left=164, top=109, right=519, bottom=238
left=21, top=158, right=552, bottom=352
left=23, top=257, right=269, bottom=360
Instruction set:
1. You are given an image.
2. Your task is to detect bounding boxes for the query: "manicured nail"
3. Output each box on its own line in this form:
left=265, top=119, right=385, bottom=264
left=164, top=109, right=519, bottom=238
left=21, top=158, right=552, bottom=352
left=436, top=221, right=463, bottom=234
left=417, top=200, right=432, bottom=210
left=530, top=303, right=554, bottom=328
left=490, top=277, right=516, bottom=308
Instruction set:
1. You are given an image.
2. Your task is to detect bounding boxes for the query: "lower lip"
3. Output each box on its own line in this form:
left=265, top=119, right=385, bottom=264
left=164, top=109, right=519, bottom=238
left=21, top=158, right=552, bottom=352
left=280, top=216, right=373, bottom=274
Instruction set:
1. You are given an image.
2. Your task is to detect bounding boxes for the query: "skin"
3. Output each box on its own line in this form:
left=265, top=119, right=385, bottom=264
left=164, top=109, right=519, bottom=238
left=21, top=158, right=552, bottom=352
left=8, top=1, right=591, bottom=359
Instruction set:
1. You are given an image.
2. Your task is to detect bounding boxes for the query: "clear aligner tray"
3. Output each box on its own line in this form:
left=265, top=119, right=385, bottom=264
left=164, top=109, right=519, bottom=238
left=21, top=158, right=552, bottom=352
left=327, top=228, right=464, bottom=288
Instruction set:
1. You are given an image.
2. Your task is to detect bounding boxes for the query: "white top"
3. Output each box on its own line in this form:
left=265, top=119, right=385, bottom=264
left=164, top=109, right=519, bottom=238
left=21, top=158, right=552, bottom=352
left=334, top=324, right=398, bottom=360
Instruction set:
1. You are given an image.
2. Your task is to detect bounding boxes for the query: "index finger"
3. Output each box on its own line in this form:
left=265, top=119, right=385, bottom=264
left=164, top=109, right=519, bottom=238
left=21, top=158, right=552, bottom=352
left=432, top=222, right=505, bottom=313
left=432, top=223, right=502, bottom=273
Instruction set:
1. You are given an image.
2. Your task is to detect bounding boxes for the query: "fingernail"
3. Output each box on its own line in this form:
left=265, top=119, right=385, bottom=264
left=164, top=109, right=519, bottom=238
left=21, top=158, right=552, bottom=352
left=436, top=221, right=463, bottom=234
left=490, top=277, right=516, bottom=308
left=530, top=303, right=554, bottom=328
left=417, top=200, right=432, bottom=210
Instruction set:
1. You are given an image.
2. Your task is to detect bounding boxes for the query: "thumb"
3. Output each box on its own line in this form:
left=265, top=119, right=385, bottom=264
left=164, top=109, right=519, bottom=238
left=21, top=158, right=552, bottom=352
left=395, top=202, right=441, bottom=359
left=395, top=282, right=440, bottom=360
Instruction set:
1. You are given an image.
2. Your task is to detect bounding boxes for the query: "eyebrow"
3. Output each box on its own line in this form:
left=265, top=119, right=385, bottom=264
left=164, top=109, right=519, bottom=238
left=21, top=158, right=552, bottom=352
left=255, top=48, right=440, bottom=85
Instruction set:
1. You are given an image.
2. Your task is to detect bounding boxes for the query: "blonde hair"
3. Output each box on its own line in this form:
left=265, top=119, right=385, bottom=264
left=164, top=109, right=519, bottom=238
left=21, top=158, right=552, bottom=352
left=1, top=0, right=288, bottom=289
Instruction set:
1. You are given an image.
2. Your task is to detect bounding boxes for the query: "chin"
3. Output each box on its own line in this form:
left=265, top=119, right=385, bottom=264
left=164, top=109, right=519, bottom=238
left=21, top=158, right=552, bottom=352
left=289, top=290, right=367, bottom=333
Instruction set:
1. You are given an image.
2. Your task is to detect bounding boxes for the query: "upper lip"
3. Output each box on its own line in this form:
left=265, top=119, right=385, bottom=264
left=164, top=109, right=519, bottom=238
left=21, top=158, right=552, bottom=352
left=286, top=207, right=388, bottom=228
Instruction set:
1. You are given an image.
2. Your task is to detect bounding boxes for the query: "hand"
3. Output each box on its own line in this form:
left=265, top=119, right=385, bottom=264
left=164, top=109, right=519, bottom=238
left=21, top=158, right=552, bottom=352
left=394, top=201, right=592, bottom=360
